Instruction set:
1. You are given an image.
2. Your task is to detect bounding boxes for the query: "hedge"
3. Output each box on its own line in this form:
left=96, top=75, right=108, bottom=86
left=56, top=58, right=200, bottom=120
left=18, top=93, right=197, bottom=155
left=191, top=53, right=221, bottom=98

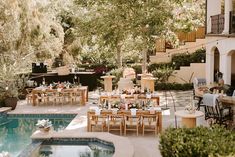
left=171, top=48, right=206, bottom=70
left=148, top=48, right=206, bottom=72
left=155, top=83, right=193, bottom=91
left=159, top=126, right=235, bottom=157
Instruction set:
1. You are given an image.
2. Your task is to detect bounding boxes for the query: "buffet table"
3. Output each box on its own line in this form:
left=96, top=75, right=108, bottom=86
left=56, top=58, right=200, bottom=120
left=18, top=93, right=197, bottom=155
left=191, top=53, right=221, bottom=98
left=30, top=72, right=97, bottom=90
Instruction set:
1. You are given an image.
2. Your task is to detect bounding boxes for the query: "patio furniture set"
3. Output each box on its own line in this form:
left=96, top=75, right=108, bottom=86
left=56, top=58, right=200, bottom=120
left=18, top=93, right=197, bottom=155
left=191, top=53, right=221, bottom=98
left=193, top=78, right=235, bottom=126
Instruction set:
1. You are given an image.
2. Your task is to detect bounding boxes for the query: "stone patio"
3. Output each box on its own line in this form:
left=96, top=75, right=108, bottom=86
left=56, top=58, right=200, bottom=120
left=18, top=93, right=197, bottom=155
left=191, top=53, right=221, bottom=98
left=8, top=90, right=209, bottom=157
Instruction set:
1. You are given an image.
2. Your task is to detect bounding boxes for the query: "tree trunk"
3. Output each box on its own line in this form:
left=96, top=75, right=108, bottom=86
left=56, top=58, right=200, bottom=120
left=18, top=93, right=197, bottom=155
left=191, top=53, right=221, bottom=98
left=116, top=45, right=122, bottom=68
left=142, top=50, right=147, bottom=74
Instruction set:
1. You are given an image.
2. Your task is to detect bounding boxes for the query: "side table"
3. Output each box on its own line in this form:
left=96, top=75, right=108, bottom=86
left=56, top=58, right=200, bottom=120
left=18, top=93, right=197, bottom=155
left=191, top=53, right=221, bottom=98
left=175, top=110, right=204, bottom=128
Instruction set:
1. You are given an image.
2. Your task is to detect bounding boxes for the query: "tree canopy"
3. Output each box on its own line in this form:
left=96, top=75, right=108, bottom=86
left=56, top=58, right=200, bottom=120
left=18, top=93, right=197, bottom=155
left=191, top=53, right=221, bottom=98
left=0, top=0, right=205, bottom=68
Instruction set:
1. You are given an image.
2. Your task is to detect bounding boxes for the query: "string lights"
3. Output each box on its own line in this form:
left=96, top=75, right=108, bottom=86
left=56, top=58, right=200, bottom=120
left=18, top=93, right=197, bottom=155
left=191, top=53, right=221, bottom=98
left=158, top=37, right=232, bottom=57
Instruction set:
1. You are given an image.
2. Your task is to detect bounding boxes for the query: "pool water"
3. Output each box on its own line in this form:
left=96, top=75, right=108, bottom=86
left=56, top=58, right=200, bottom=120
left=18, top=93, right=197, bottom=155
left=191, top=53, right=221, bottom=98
left=32, top=139, right=114, bottom=157
left=0, top=114, right=76, bottom=157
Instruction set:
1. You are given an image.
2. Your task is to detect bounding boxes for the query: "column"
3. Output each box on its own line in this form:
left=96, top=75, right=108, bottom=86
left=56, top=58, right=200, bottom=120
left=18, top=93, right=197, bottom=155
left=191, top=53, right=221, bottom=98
left=101, top=76, right=115, bottom=92
left=138, top=73, right=153, bottom=91
left=223, top=0, right=233, bottom=34
left=143, top=77, right=156, bottom=92
left=206, top=46, right=214, bottom=84
left=220, top=54, right=231, bottom=85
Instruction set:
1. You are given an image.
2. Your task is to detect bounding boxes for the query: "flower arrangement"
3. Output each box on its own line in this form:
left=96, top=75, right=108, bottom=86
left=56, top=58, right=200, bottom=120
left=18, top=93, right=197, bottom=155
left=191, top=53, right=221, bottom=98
left=128, top=102, right=139, bottom=109
left=185, top=100, right=196, bottom=114
left=36, top=119, right=52, bottom=131
left=0, top=151, right=10, bottom=157
left=111, top=101, right=120, bottom=109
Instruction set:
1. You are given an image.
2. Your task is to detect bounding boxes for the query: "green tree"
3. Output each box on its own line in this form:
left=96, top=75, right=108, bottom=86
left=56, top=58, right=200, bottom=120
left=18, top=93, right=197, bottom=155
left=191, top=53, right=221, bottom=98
left=74, top=0, right=179, bottom=68
left=0, top=0, right=67, bottom=61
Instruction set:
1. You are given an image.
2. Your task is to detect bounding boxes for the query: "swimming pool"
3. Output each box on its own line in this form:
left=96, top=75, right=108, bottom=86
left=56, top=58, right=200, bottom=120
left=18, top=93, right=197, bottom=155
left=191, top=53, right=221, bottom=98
left=25, top=138, right=115, bottom=157
left=0, top=114, right=76, bottom=157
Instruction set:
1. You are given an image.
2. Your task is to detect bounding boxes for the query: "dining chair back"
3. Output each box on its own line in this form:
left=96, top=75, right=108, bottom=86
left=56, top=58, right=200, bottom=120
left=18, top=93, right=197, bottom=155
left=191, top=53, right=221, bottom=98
left=142, top=112, right=159, bottom=136
left=123, top=112, right=141, bottom=136
left=107, top=113, right=123, bottom=135
left=88, top=112, right=108, bottom=132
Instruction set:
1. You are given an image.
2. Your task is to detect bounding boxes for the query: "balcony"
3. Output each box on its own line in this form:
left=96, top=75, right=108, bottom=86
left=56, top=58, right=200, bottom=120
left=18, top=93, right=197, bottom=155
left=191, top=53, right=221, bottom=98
left=210, top=12, right=235, bottom=35
left=211, top=14, right=224, bottom=34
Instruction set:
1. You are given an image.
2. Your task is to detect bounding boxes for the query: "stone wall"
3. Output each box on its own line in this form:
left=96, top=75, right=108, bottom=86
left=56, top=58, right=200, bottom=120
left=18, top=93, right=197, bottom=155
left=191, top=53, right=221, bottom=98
left=168, top=63, right=206, bottom=84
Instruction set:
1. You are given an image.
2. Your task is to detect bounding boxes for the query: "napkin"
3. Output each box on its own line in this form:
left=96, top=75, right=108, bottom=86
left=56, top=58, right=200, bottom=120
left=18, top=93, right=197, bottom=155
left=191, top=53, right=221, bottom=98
left=95, top=108, right=101, bottom=116
left=112, top=108, right=118, bottom=114
left=130, top=108, right=137, bottom=116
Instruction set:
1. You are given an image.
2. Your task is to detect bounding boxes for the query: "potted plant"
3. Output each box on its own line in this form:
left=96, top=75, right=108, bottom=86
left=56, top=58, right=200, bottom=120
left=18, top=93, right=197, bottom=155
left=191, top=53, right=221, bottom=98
left=36, top=119, right=52, bottom=132
left=0, top=56, right=28, bottom=110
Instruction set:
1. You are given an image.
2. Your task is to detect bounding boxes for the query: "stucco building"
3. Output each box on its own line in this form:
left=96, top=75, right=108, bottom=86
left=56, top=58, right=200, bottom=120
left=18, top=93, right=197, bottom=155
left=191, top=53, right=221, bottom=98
left=206, top=0, right=235, bottom=86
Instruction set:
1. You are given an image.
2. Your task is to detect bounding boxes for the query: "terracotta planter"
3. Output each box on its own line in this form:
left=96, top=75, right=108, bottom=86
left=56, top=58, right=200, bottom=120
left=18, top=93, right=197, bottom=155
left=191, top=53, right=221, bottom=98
left=39, top=127, right=51, bottom=132
left=4, top=97, right=18, bottom=110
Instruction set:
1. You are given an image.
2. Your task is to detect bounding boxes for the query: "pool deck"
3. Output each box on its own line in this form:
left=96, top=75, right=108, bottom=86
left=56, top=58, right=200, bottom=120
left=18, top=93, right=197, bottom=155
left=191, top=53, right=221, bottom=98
left=6, top=90, right=208, bottom=157
left=0, top=107, right=12, bottom=113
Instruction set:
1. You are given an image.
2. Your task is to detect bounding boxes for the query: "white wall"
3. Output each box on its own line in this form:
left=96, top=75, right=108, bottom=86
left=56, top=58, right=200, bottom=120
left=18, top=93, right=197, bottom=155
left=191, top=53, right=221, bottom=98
left=207, top=0, right=221, bottom=33
left=206, top=36, right=235, bottom=85
left=168, top=63, right=206, bottom=84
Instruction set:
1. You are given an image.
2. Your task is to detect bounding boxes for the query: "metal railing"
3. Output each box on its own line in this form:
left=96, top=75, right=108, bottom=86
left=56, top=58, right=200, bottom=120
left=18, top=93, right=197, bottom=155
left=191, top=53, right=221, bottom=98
left=229, top=11, right=235, bottom=34
left=211, top=14, right=224, bottom=34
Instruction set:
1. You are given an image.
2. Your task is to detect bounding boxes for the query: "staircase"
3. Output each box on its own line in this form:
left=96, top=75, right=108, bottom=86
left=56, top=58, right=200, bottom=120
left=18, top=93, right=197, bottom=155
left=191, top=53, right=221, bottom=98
left=168, top=63, right=206, bottom=84
left=150, top=27, right=206, bottom=63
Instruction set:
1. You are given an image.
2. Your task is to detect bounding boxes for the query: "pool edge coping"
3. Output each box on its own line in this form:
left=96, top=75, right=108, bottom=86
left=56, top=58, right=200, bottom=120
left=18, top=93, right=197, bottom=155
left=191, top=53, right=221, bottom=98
left=31, top=130, right=134, bottom=157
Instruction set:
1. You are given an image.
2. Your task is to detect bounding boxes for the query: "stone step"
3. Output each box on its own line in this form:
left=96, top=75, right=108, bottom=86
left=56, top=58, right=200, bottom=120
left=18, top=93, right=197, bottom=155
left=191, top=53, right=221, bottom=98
left=150, top=39, right=206, bottom=64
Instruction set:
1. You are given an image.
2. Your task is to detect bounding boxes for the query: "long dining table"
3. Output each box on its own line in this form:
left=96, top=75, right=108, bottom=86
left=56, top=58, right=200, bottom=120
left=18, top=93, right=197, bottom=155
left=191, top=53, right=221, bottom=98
left=87, top=109, right=162, bottom=133
left=99, top=94, right=160, bottom=106
left=31, top=86, right=88, bottom=106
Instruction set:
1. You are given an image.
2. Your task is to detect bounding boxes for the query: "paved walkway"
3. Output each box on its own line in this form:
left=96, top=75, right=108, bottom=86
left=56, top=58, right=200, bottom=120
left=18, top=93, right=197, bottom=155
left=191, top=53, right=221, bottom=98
left=9, top=90, right=208, bottom=157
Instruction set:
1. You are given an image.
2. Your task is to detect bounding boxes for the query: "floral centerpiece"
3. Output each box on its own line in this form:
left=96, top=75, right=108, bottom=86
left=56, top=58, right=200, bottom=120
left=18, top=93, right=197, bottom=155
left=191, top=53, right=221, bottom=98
left=128, top=102, right=139, bottom=109
left=36, top=119, right=52, bottom=132
left=185, top=99, right=196, bottom=114
left=0, top=151, right=10, bottom=157
left=111, top=101, right=120, bottom=109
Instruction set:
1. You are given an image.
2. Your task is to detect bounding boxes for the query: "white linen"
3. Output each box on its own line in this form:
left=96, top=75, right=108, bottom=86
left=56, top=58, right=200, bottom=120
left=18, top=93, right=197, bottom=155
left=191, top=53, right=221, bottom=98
left=130, top=108, right=137, bottom=116
left=95, top=108, right=101, bottom=116
left=203, top=93, right=219, bottom=107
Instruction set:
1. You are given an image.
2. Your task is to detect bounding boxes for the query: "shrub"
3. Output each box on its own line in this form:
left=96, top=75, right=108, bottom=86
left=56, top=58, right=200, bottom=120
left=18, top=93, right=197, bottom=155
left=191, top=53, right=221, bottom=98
left=155, top=83, right=193, bottom=90
left=131, top=64, right=142, bottom=74
left=152, top=66, right=175, bottom=83
left=190, top=48, right=206, bottom=63
left=148, top=48, right=206, bottom=71
left=148, top=63, right=172, bottom=73
left=159, top=126, right=235, bottom=157
left=171, top=48, right=206, bottom=70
